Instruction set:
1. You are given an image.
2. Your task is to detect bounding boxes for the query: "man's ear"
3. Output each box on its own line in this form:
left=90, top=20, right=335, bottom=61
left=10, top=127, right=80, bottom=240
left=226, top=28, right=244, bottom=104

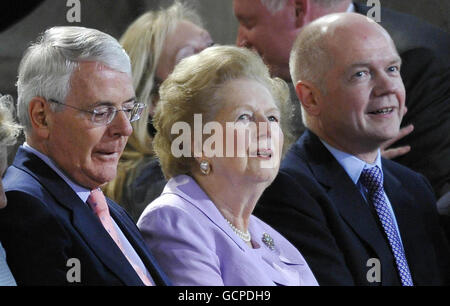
left=28, top=97, right=50, bottom=139
left=294, top=0, right=309, bottom=28
left=295, top=80, right=321, bottom=117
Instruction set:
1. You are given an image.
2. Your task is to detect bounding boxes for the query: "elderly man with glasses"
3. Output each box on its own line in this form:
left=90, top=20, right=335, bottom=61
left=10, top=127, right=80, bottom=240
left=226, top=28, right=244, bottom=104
left=0, top=26, right=170, bottom=286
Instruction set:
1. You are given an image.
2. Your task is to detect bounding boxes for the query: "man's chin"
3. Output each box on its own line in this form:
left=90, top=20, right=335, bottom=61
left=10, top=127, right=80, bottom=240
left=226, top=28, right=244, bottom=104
left=80, top=168, right=118, bottom=190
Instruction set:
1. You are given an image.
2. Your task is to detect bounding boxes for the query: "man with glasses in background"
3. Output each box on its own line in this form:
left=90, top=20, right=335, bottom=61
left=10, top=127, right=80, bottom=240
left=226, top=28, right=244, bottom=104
left=0, top=26, right=170, bottom=286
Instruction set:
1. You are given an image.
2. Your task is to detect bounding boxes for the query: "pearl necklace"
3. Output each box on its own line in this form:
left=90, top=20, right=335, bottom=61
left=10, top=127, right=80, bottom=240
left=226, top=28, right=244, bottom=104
left=225, top=219, right=251, bottom=242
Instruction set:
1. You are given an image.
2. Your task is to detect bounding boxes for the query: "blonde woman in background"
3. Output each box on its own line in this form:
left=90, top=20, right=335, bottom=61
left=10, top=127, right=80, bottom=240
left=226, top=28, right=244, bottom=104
left=104, top=1, right=213, bottom=221
left=0, top=94, right=21, bottom=286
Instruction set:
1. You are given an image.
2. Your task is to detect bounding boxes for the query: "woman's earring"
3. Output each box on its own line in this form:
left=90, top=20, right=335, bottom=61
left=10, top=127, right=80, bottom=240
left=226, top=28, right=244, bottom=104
left=200, top=160, right=211, bottom=175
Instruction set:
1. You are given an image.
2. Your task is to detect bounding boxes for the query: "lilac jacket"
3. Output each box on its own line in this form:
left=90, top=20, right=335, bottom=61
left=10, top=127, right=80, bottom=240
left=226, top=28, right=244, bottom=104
left=137, top=175, right=318, bottom=286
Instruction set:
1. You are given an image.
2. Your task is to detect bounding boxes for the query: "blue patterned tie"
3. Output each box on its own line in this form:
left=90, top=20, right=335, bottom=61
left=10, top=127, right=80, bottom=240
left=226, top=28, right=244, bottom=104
left=360, top=166, right=414, bottom=286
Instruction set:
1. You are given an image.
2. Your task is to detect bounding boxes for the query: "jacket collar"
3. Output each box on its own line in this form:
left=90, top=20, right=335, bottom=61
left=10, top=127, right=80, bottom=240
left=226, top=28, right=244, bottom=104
left=163, top=175, right=308, bottom=286
left=295, top=131, right=433, bottom=282
left=163, top=175, right=251, bottom=252
left=294, top=131, right=398, bottom=263
left=353, top=1, right=368, bottom=14
left=163, top=175, right=302, bottom=258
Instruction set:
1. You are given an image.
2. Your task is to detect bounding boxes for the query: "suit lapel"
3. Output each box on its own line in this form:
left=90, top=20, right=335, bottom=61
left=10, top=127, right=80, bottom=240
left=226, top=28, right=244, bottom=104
left=353, top=2, right=368, bottom=15
left=108, top=201, right=169, bottom=286
left=14, top=148, right=142, bottom=285
left=301, top=132, right=392, bottom=260
left=382, top=163, right=430, bottom=283
left=71, top=203, right=143, bottom=285
left=166, top=175, right=249, bottom=252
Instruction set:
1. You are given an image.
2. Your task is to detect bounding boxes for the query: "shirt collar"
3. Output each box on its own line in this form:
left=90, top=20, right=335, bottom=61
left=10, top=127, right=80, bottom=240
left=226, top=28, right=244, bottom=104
left=347, top=2, right=355, bottom=13
left=22, top=143, right=91, bottom=203
left=320, top=139, right=382, bottom=185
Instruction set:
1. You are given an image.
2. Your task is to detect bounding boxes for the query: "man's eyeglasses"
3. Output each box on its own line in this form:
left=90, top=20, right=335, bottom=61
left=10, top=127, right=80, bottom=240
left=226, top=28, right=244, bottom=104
left=48, top=99, right=145, bottom=126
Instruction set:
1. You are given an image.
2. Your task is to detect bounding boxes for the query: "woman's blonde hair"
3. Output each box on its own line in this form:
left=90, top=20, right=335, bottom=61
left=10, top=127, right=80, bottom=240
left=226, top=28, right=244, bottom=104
left=104, top=1, right=203, bottom=201
left=153, top=45, right=292, bottom=179
left=0, top=94, right=22, bottom=147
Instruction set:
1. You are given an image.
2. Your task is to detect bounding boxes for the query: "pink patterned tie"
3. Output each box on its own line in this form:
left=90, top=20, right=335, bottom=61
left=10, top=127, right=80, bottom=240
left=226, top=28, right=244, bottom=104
left=87, top=188, right=152, bottom=286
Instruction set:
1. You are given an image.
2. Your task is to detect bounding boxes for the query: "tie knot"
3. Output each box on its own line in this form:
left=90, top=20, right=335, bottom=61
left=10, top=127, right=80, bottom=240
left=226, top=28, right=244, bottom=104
left=87, top=188, right=109, bottom=215
left=360, top=166, right=384, bottom=194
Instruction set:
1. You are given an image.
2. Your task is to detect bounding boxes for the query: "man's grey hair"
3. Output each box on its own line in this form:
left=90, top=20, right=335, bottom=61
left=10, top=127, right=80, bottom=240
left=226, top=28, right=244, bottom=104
left=261, top=0, right=347, bottom=14
left=17, top=26, right=132, bottom=132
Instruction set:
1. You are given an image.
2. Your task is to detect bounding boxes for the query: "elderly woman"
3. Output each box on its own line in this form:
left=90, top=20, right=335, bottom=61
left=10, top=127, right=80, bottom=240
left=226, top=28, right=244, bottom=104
left=0, top=94, right=21, bottom=286
left=137, top=46, right=317, bottom=286
left=104, top=1, right=213, bottom=221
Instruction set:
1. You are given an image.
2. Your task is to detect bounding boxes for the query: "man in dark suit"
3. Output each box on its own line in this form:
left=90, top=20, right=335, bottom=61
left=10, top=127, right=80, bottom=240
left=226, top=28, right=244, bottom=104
left=256, top=13, right=450, bottom=285
left=233, top=0, right=450, bottom=198
left=0, top=26, right=170, bottom=286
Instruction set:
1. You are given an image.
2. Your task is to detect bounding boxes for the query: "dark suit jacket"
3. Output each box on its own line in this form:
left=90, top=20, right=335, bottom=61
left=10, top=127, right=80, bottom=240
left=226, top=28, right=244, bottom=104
left=255, top=130, right=450, bottom=285
left=354, top=2, right=450, bottom=197
left=0, top=147, right=171, bottom=286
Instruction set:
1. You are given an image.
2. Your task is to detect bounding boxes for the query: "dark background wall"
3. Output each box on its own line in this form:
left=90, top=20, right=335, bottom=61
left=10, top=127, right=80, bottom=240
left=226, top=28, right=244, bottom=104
left=370, top=0, right=449, bottom=32
left=0, top=0, right=448, bottom=99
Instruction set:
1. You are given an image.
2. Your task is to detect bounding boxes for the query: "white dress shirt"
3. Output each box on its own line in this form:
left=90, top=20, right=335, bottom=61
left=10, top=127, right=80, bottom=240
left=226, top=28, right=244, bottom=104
left=347, top=2, right=355, bottom=13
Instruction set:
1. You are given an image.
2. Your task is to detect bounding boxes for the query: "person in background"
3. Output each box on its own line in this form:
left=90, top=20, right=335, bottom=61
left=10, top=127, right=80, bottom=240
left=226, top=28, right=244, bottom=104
left=233, top=0, right=450, bottom=200
left=256, top=13, right=450, bottom=285
left=0, top=94, right=21, bottom=286
left=137, top=45, right=317, bottom=286
left=0, top=26, right=170, bottom=285
left=104, top=1, right=214, bottom=221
